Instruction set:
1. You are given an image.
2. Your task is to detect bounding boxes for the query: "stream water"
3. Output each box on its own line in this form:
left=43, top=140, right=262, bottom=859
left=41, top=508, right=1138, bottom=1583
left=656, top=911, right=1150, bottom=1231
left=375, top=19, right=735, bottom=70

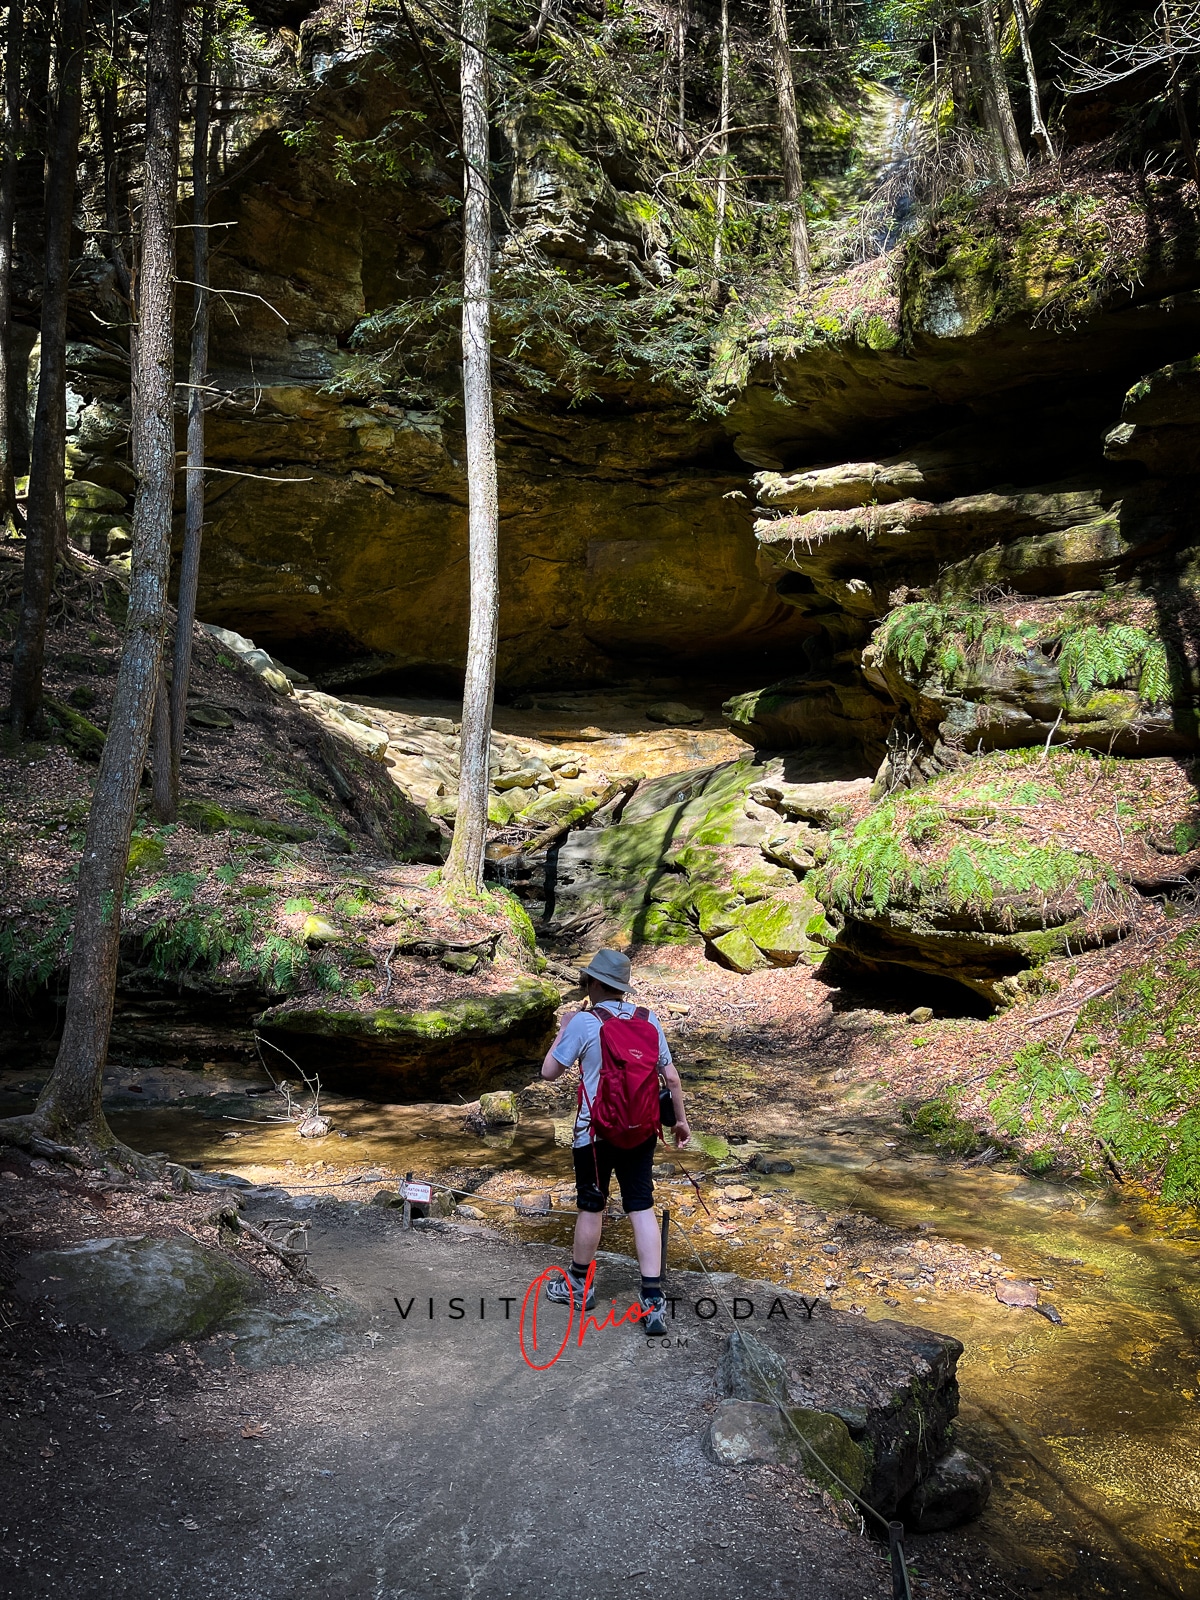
left=69, top=1064, right=1198, bottom=1600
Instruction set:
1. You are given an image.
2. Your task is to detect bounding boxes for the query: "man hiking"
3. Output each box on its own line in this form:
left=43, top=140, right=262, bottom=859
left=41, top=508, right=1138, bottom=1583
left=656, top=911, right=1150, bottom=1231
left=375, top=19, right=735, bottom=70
left=540, top=948, right=691, bottom=1337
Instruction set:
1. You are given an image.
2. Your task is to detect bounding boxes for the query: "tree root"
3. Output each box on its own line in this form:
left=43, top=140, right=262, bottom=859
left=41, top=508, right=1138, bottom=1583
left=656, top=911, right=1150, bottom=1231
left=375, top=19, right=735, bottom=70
left=0, top=1112, right=197, bottom=1187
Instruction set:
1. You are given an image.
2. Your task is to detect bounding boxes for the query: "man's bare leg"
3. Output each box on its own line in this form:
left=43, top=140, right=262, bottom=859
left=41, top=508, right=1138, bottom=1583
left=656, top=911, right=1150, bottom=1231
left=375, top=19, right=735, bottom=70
left=629, top=1208, right=661, bottom=1279
left=572, top=1207, right=604, bottom=1266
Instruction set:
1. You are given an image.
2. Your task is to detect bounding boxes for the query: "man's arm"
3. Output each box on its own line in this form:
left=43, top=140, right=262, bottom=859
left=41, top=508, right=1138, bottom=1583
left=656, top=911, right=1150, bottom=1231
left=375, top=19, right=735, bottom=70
left=659, top=1058, right=690, bottom=1147
left=541, top=1013, right=581, bottom=1081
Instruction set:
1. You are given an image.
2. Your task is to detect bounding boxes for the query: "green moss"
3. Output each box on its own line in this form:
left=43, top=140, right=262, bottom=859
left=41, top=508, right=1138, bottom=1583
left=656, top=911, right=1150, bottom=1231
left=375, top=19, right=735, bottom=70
left=260, top=975, right=560, bottom=1042
left=127, top=835, right=166, bottom=875
left=43, top=696, right=105, bottom=760
left=179, top=799, right=316, bottom=843
left=785, top=1407, right=869, bottom=1498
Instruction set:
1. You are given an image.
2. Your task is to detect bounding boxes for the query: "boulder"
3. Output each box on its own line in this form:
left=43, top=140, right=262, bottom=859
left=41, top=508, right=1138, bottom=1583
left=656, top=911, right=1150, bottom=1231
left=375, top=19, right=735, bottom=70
left=696, top=1279, right=964, bottom=1513
left=479, top=1090, right=519, bottom=1126
left=646, top=701, right=704, bottom=726
left=17, top=1236, right=254, bottom=1352
left=708, top=1399, right=869, bottom=1497
left=256, top=976, right=560, bottom=1098
left=902, top=1448, right=992, bottom=1532
left=718, top=1327, right=789, bottom=1404
left=203, top=1294, right=359, bottom=1371
left=812, top=749, right=1140, bottom=1004
left=544, top=751, right=859, bottom=962
left=748, top=777, right=872, bottom=828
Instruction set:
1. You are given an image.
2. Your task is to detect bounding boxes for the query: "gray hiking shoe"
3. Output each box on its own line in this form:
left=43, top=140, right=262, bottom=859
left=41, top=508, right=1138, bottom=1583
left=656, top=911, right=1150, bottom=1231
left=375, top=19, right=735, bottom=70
left=639, top=1292, right=668, bottom=1336
left=545, top=1270, right=595, bottom=1311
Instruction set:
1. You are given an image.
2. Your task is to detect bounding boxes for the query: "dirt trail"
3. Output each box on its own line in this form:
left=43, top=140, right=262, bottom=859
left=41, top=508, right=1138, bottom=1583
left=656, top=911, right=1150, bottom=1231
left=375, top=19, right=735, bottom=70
left=4, top=1210, right=937, bottom=1600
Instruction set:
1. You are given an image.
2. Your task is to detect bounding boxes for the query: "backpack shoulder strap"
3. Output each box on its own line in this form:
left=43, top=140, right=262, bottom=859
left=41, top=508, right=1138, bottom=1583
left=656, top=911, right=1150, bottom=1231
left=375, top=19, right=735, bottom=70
left=633, top=1006, right=649, bottom=1021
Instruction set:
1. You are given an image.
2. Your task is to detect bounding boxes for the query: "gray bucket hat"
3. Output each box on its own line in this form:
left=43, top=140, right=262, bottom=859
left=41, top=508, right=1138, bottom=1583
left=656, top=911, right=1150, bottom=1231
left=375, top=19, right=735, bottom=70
left=579, top=948, right=633, bottom=993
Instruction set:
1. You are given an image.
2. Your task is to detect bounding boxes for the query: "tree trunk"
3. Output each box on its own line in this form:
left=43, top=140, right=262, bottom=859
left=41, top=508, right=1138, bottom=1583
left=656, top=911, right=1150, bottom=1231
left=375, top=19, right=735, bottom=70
left=34, top=0, right=183, bottom=1149
left=1162, top=3, right=1200, bottom=186
left=963, top=11, right=1013, bottom=182
left=768, top=0, right=810, bottom=288
left=1011, top=0, right=1054, bottom=161
left=163, top=0, right=215, bottom=820
left=443, top=0, right=498, bottom=893
left=977, top=1, right=1025, bottom=179
left=675, top=1, right=687, bottom=155
left=0, top=0, right=24, bottom=535
left=713, top=0, right=729, bottom=276
left=947, top=19, right=977, bottom=178
left=9, top=0, right=87, bottom=737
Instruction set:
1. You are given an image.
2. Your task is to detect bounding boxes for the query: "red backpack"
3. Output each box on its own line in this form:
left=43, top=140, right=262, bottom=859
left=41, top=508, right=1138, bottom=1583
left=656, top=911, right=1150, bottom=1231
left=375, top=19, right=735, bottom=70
left=579, top=1006, right=663, bottom=1150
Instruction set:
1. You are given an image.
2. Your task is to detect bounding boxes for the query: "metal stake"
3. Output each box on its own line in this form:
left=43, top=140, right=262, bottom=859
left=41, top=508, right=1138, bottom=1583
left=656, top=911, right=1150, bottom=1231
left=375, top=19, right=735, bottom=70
left=888, top=1521, right=910, bottom=1600
left=402, top=1168, right=413, bottom=1231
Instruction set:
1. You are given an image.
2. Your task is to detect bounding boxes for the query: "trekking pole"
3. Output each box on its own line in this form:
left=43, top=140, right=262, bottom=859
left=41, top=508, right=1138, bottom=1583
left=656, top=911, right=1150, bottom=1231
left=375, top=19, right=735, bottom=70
left=402, top=1169, right=413, bottom=1231
left=888, top=1521, right=912, bottom=1600
left=660, top=1206, right=670, bottom=1281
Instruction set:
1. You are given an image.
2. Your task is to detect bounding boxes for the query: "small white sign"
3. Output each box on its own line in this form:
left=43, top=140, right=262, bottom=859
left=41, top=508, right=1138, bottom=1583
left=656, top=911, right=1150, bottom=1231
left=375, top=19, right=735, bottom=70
left=404, top=1182, right=433, bottom=1204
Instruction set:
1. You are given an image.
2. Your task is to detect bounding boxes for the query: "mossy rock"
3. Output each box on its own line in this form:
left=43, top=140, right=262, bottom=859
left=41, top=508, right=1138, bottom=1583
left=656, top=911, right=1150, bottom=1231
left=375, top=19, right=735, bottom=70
left=256, top=976, right=560, bottom=1098
left=488, top=793, right=520, bottom=826
left=707, top=1399, right=869, bottom=1498
left=739, top=894, right=827, bottom=966
left=691, top=884, right=742, bottom=937
left=44, top=696, right=105, bottom=760
left=180, top=798, right=316, bottom=843
left=127, top=835, right=166, bottom=874
left=708, top=926, right=767, bottom=974
left=814, top=751, right=1139, bottom=1004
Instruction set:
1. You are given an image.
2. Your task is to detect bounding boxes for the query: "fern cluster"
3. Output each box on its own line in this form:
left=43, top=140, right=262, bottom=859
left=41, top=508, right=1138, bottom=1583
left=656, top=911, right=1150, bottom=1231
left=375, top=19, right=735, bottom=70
left=815, top=789, right=1111, bottom=915
left=1055, top=624, right=1171, bottom=705
left=876, top=601, right=1175, bottom=708
left=987, top=929, right=1200, bottom=1204
left=133, top=901, right=313, bottom=996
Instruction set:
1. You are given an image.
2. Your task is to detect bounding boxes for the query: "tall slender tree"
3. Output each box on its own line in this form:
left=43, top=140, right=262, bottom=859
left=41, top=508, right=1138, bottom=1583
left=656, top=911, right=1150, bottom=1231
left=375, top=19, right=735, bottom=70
left=0, top=0, right=24, bottom=534
left=163, top=0, right=216, bottom=819
left=768, top=0, right=811, bottom=288
left=443, top=0, right=499, bottom=892
left=1011, top=0, right=1053, bottom=161
left=31, top=0, right=183, bottom=1154
left=977, top=1, right=1025, bottom=179
left=9, top=0, right=88, bottom=736
left=713, top=0, right=730, bottom=276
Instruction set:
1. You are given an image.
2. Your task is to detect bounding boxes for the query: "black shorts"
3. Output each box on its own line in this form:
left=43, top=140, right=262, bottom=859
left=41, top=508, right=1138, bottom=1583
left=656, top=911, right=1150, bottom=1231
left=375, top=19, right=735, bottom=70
left=573, top=1135, right=657, bottom=1215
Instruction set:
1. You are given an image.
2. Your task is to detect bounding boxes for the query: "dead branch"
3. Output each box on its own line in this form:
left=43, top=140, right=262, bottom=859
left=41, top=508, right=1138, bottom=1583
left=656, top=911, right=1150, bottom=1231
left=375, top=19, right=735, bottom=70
left=518, top=772, right=643, bottom=856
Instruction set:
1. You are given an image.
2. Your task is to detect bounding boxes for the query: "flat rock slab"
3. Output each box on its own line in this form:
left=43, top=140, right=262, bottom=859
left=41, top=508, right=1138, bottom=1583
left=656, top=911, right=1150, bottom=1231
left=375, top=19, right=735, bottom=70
left=16, top=1235, right=254, bottom=1352
left=202, top=1294, right=360, bottom=1370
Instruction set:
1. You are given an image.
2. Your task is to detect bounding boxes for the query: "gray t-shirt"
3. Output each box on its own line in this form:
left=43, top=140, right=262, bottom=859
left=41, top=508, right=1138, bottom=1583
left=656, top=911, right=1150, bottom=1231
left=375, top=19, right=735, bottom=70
left=552, top=1000, right=672, bottom=1147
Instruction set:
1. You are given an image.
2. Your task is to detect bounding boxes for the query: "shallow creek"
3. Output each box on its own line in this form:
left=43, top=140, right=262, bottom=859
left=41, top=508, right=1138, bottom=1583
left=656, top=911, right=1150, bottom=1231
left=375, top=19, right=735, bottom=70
left=54, top=1055, right=1195, bottom=1600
